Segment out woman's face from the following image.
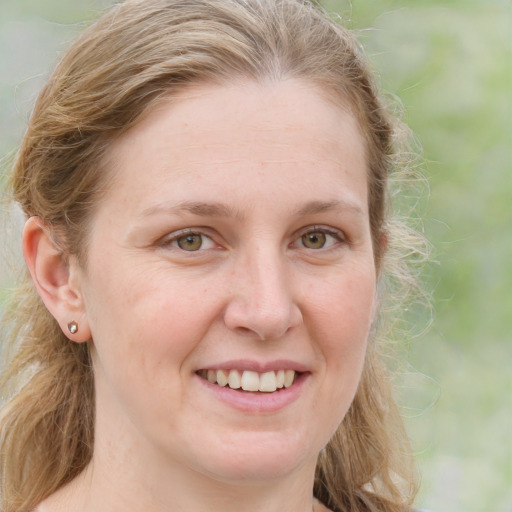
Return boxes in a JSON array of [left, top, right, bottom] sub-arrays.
[[76, 80, 376, 484]]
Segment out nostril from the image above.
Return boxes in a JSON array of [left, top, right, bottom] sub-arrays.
[[223, 289, 302, 341], [235, 326, 257, 337]]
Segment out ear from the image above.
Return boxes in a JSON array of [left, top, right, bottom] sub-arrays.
[[22, 216, 91, 342]]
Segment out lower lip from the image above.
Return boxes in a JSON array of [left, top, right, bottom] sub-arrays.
[[196, 373, 309, 413]]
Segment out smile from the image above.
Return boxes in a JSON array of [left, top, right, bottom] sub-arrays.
[[197, 369, 297, 393]]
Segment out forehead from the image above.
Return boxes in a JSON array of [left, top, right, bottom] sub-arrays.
[[112, 78, 363, 148], [101, 79, 368, 216]]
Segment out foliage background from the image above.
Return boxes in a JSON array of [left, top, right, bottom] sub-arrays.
[[0, 0, 511, 511]]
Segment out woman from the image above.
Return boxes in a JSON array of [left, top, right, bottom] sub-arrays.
[[0, 1, 424, 511]]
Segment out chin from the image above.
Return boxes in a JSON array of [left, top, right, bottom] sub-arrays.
[[190, 429, 319, 484]]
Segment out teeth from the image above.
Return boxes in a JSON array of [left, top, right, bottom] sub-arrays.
[[284, 369, 295, 388], [241, 370, 260, 391], [276, 369, 285, 388], [228, 369, 241, 389], [259, 371, 277, 392], [203, 369, 297, 392], [216, 369, 228, 387]]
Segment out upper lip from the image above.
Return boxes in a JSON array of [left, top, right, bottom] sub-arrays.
[[197, 359, 310, 373]]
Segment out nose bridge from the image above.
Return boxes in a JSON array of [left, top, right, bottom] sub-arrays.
[[249, 244, 288, 310], [224, 241, 302, 340]]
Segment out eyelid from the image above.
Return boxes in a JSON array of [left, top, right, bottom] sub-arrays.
[[157, 228, 218, 251], [293, 225, 347, 249]]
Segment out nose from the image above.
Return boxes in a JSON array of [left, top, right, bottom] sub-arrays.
[[223, 248, 303, 340]]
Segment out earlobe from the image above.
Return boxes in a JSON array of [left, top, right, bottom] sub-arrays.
[[22, 217, 91, 342]]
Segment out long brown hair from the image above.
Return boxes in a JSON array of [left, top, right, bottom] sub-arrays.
[[0, 1, 426, 510]]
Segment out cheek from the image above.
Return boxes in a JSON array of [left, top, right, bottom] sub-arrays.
[[83, 260, 224, 385], [308, 263, 376, 348], [306, 263, 375, 402], [305, 270, 375, 440]]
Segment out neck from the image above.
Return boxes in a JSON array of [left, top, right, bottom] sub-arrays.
[[38, 432, 320, 512], [39, 465, 319, 512]]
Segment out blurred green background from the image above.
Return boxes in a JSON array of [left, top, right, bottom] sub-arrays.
[[0, 0, 511, 511]]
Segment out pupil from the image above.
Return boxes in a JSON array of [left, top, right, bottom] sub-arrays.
[[178, 234, 202, 251], [303, 232, 326, 249]]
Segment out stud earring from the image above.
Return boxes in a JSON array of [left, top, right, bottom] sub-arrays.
[[67, 321, 78, 335]]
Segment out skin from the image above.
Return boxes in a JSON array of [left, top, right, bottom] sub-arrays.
[[25, 79, 376, 512]]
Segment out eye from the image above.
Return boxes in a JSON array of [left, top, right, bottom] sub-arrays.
[[296, 228, 344, 250], [301, 231, 327, 249], [164, 231, 217, 251]]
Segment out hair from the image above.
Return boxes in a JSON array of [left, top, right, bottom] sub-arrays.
[[0, 1, 426, 511]]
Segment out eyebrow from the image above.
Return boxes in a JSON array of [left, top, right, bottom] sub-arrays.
[[140, 201, 241, 219], [296, 199, 365, 217], [140, 198, 365, 219]]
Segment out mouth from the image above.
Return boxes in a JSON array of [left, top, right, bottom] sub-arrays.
[[196, 369, 299, 393]]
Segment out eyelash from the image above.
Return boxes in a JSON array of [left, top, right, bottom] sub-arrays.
[[294, 226, 346, 250], [158, 228, 217, 252], [157, 226, 347, 253]]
